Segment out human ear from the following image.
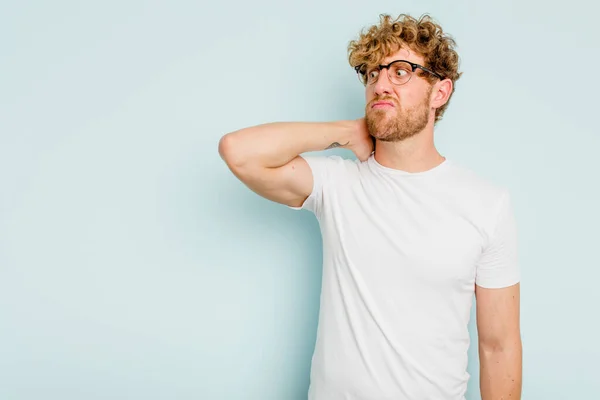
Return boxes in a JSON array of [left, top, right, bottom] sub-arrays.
[[431, 79, 453, 109]]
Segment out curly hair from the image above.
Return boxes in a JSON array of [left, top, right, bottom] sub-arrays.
[[348, 14, 462, 123]]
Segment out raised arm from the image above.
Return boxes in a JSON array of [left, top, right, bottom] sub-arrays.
[[218, 120, 373, 207]]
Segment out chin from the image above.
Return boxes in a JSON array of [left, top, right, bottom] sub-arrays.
[[367, 112, 395, 135], [368, 119, 395, 138]]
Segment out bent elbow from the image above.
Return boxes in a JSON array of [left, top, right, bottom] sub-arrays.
[[218, 134, 245, 169], [218, 134, 233, 161]]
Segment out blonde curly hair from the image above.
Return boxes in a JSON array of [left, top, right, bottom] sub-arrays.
[[348, 13, 462, 123]]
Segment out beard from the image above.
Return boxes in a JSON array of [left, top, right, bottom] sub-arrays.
[[365, 87, 433, 143]]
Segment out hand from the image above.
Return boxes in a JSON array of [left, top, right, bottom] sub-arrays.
[[347, 118, 374, 162]]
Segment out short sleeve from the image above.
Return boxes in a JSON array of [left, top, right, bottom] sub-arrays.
[[475, 191, 521, 288], [287, 154, 345, 219]]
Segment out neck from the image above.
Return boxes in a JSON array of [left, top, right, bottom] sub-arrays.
[[373, 123, 445, 173]]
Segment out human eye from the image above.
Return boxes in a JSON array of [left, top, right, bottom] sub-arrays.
[[360, 68, 379, 82], [393, 64, 410, 77], [368, 69, 380, 81]]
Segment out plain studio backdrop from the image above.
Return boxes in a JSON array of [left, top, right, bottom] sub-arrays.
[[1, 0, 598, 399]]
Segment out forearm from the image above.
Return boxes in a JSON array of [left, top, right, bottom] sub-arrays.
[[479, 340, 522, 400], [218, 121, 355, 169]]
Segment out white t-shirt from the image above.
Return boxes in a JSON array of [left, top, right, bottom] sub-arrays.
[[289, 154, 520, 400]]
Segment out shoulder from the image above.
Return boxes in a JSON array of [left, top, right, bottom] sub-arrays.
[[444, 160, 511, 204], [442, 160, 515, 235]]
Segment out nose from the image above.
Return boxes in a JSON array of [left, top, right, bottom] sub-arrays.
[[373, 68, 393, 97]]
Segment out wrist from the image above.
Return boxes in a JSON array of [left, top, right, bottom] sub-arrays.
[[329, 120, 357, 149]]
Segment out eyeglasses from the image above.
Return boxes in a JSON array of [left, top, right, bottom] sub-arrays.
[[355, 59, 443, 86]]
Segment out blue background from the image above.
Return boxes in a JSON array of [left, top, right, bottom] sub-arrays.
[[1, 0, 598, 398]]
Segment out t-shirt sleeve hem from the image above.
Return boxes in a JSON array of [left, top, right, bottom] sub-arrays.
[[475, 274, 521, 289], [285, 154, 323, 214]]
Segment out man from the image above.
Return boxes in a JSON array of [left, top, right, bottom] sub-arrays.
[[218, 13, 522, 400]]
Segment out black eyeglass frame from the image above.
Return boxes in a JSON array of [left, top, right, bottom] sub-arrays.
[[354, 59, 443, 85]]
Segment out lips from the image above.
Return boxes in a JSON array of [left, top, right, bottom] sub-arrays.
[[372, 101, 395, 108]]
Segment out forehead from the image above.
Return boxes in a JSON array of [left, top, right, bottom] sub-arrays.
[[381, 46, 425, 66]]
